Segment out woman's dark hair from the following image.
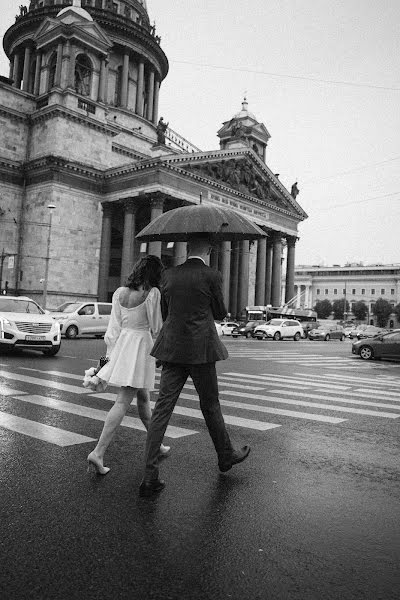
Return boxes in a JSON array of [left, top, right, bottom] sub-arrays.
[[125, 255, 164, 290]]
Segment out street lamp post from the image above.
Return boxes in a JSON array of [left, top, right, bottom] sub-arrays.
[[42, 204, 56, 309]]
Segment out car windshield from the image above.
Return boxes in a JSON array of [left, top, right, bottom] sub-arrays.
[[62, 303, 82, 313], [53, 302, 74, 312], [246, 321, 256, 326], [269, 319, 283, 326], [0, 298, 44, 314]]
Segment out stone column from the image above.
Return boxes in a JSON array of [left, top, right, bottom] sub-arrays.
[[271, 233, 282, 307], [296, 285, 301, 308], [54, 42, 63, 87], [285, 236, 296, 303], [98, 57, 107, 103], [210, 245, 219, 269], [121, 51, 129, 108], [237, 240, 250, 318], [146, 69, 155, 122], [33, 52, 42, 95], [153, 77, 160, 125], [229, 241, 240, 318], [220, 241, 231, 309], [12, 51, 21, 88], [255, 237, 267, 305], [120, 201, 137, 285], [172, 242, 187, 266], [22, 46, 32, 92], [265, 239, 273, 305], [9, 56, 14, 80], [148, 197, 164, 257], [68, 46, 76, 88], [60, 41, 71, 89], [136, 61, 145, 116], [97, 204, 113, 301]]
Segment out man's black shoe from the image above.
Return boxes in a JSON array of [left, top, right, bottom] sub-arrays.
[[139, 478, 166, 498], [219, 445, 251, 473]]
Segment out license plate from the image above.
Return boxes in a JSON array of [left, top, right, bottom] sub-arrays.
[[26, 335, 46, 341]]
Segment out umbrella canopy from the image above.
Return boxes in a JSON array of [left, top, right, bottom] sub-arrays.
[[136, 204, 267, 242]]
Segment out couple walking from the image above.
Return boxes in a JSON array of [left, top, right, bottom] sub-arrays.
[[86, 234, 250, 498]]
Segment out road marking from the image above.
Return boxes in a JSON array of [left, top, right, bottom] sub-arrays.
[[222, 390, 399, 419], [268, 389, 400, 410], [354, 388, 400, 398], [0, 385, 27, 396], [223, 372, 350, 391], [0, 410, 95, 446], [0, 370, 89, 395], [177, 391, 345, 424], [13, 394, 196, 439]]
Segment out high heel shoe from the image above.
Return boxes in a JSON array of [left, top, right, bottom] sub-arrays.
[[87, 451, 110, 475], [159, 444, 171, 458]]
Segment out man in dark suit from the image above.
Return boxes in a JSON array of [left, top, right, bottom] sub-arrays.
[[139, 234, 250, 497]]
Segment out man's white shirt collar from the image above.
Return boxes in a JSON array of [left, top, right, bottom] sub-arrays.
[[187, 256, 206, 265]]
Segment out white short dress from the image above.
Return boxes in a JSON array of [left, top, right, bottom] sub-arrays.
[[96, 286, 162, 390]]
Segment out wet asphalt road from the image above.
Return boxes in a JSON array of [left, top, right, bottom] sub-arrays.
[[0, 336, 399, 600]]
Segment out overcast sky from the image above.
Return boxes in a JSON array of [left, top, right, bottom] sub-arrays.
[[1, 0, 399, 267]]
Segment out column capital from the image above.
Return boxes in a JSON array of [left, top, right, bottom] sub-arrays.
[[101, 202, 114, 217], [149, 196, 165, 211], [286, 235, 298, 247], [121, 199, 138, 213]]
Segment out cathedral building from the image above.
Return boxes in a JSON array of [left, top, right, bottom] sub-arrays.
[[0, 0, 307, 317]]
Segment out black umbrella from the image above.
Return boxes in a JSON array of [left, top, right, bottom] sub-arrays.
[[136, 204, 267, 242]]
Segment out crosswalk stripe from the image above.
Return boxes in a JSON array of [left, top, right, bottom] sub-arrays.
[[0, 369, 89, 395], [223, 390, 399, 419], [295, 372, 400, 388], [0, 410, 95, 446], [267, 389, 400, 410], [177, 392, 345, 424], [0, 385, 27, 396], [223, 372, 350, 391], [14, 394, 196, 439], [354, 388, 400, 398]]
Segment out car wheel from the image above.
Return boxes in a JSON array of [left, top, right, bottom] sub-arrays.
[[294, 332, 301, 341], [246, 332, 252, 339], [359, 346, 374, 360], [94, 334, 103, 339], [273, 331, 281, 341], [340, 335, 345, 341], [42, 344, 61, 356], [325, 334, 330, 341], [232, 335, 238, 339], [65, 325, 78, 339]]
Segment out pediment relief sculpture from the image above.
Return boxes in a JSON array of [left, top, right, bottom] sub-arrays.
[[182, 159, 290, 209]]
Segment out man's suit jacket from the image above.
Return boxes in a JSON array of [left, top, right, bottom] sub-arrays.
[[151, 258, 229, 364]]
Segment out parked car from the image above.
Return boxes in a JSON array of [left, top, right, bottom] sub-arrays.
[[356, 325, 388, 340], [348, 324, 367, 339], [0, 296, 61, 355], [343, 326, 356, 338], [352, 329, 400, 360], [51, 301, 112, 339], [231, 320, 265, 339], [308, 324, 345, 341], [253, 319, 303, 341], [48, 302, 75, 312], [220, 321, 239, 336], [214, 322, 223, 336], [301, 320, 319, 338]]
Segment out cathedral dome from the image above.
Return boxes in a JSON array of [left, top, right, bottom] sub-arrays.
[[233, 98, 257, 121], [57, 0, 93, 22]]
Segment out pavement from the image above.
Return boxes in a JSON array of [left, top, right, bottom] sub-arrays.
[[0, 337, 399, 600]]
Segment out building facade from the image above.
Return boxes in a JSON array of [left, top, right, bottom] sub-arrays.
[[294, 264, 400, 326], [0, 0, 307, 316]]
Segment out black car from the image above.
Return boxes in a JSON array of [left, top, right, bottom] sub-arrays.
[[352, 329, 400, 360], [231, 320, 265, 339]]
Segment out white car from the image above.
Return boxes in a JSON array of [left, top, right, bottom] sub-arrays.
[[0, 296, 61, 355], [215, 322, 223, 337], [221, 321, 239, 336], [253, 318, 303, 341], [51, 301, 112, 339]]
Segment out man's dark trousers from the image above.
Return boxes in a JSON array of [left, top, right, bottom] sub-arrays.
[[144, 361, 233, 481]]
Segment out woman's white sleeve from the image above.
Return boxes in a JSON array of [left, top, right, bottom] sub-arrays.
[[104, 288, 122, 356], [146, 287, 163, 337]]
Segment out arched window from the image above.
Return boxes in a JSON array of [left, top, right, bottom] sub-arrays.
[[47, 52, 57, 90], [74, 54, 92, 96]]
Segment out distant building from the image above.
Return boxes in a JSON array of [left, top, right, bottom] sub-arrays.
[[0, 0, 307, 314], [293, 263, 400, 326]]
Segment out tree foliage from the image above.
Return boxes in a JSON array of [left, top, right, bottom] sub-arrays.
[[352, 300, 368, 321], [314, 299, 332, 319], [332, 298, 350, 320], [372, 298, 393, 327], [393, 303, 400, 323]]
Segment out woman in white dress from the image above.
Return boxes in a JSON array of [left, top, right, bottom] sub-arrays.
[[86, 255, 170, 475]]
